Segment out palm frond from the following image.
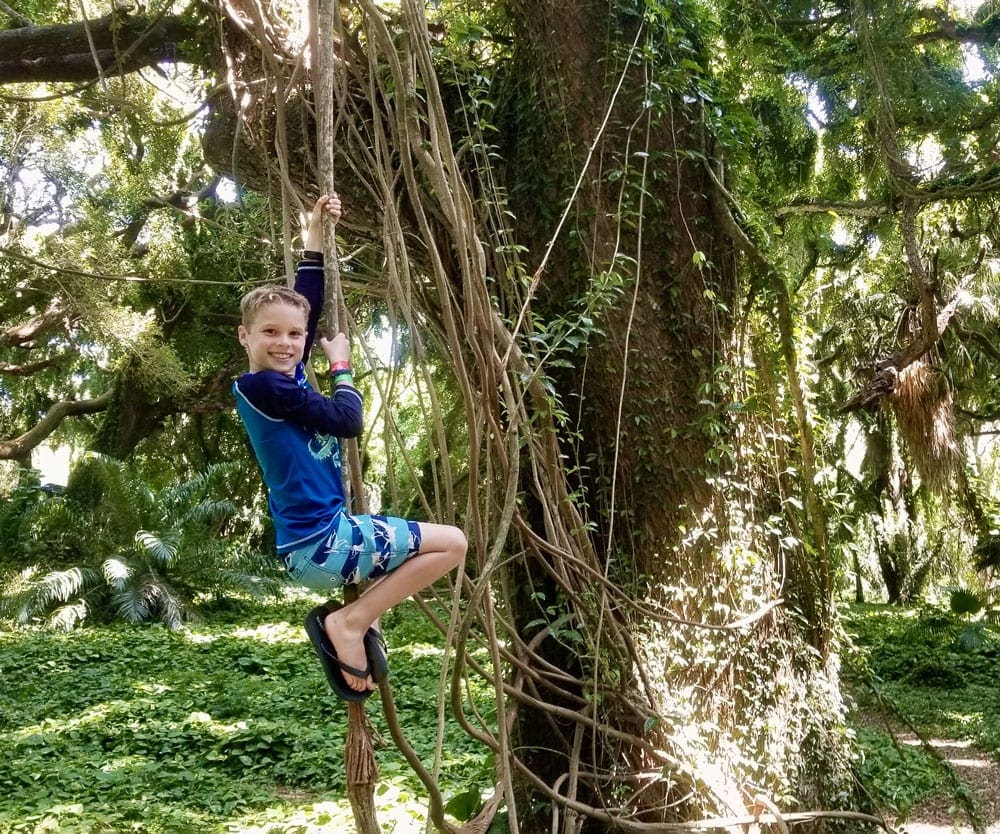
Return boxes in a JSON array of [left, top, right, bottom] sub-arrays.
[[164, 462, 238, 511], [949, 587, 984, 617], [50, 601, 90, 630], [13, 566, 100, 624], [154, 586, 185, 631], [111, 581, 151, 623], [102, 557, 132, 590], [214, 568, 287, 600], [191, 497, 237, 522], [135, 531, 180, 567], [974, 535, 1000, 572]]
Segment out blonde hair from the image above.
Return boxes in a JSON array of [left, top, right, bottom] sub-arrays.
[[239, 285, 311, 326]]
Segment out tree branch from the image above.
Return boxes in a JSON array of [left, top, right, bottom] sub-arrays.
[[0, 0, 32, 29], [839, 279, 973, 413], [0, 357, 61, 376], [1, 299, 69, 347], [913, 8, 1000, 47], [774, 198, 892, 219], [0, 389, 113, 460], [0, 12, 200, 84]]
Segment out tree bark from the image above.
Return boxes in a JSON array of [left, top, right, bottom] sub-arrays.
[[496, 2, 743, 825], [499, 1, 731, 576]]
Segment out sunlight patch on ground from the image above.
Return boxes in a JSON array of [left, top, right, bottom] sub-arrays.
[[896, 733, 1000, 834], [180, 622, 302, 645], [900, 737, 971, 749], [228, 785, 439, 833], [230, 623, 303, 643]]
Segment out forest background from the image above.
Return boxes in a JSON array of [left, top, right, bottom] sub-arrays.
[[1, 0, 999, 833]]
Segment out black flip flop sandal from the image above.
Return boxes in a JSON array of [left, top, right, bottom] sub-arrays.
[[304, 605, 373, 702]]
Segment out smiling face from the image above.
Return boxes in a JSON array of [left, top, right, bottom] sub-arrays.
[[238, 301, 309, 376]]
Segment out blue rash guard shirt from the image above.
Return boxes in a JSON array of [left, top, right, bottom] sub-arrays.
[[233, 253, 363, 553]]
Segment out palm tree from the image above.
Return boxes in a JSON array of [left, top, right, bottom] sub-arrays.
[[0, 457, 281, 628]]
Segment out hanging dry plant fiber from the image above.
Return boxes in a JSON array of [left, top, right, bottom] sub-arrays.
[[888, 359, 960, 493]]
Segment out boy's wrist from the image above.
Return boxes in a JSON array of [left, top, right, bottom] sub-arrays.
[[329, 359, 352, 374]]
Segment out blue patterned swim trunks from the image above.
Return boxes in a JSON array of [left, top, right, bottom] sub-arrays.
[[283, 513, 422, 591]]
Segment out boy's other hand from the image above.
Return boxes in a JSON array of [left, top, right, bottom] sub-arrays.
[[320, 333, 350, 364], [304, 193, 342, 251]]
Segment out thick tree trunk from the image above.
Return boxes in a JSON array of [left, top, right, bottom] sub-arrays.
[[496, 3, 739, 827], [500, 2, 733, 580]]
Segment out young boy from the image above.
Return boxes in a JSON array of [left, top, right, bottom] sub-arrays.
[[233, 194, 466, 701]]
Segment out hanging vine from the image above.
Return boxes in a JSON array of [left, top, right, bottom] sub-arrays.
[[206, 0, 873, 831]]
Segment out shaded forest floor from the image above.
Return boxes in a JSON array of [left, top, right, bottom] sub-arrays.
[[845, 604, 1000, 834], [902, 736, 1000, 834]]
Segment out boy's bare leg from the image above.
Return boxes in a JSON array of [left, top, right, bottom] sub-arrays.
[[323, 523, 466, 692]]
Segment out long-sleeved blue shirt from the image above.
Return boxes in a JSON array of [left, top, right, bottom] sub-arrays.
[[233, 254, 363, 553]]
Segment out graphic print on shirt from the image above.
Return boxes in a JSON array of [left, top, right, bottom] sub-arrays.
[[308, 431, 341, 465]]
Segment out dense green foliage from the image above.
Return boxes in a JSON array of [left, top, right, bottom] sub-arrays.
[[6, 601, 1000, 831], [0, 598, 494, 833], [0, 458, 275, 628], [2, 0, 1000, 829]]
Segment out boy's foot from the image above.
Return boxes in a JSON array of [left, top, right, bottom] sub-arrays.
[[323, 604, 374, 693], [303, 606, 372, 703]]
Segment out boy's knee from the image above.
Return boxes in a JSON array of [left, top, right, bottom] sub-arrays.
[[448, 526, 468, 564]]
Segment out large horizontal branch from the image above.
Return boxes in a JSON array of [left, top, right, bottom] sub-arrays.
[[1, 299, 69, 347], [0, 389, 113, 460], [776, 167, 1000, 221], [0, 12, 200, 84], [0, 357, 61, 376], [774, 199, 892, 219], [914, 9, 1000, 47]]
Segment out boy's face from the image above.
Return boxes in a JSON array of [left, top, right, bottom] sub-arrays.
[[238, 302, 308, 376]]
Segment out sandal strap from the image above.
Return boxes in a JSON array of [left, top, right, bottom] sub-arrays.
[[323, 645, 369, 679]]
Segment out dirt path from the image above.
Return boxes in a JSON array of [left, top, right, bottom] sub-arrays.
[[896, 734, 1000, 834]]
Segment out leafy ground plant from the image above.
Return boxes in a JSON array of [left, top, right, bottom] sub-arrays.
[[0, 595, 494, 833]]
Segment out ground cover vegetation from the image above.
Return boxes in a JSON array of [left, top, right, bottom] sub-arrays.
[[0, 598, 496, 833], [2, 599, 998, 832], [1, 0, 1000, 831]]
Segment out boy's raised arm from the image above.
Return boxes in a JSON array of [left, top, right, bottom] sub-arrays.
[[303, 193, 342, 252]]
